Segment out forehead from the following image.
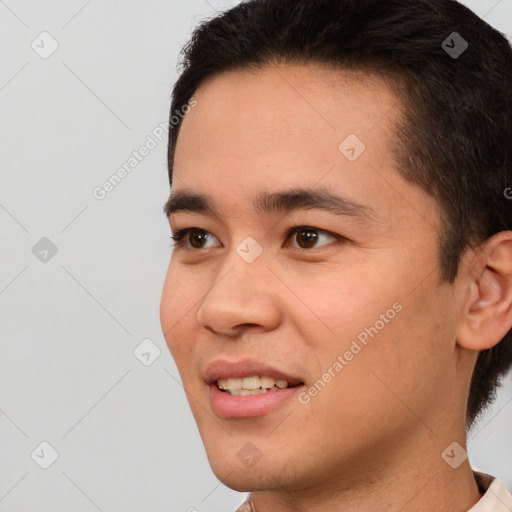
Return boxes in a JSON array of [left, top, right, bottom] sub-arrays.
[[180, 63, 398, 145], [171, 63, 437, 231], [174, 63, 399, 177]]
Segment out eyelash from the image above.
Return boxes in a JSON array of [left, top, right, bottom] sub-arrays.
[[169, 226, 346, 251]]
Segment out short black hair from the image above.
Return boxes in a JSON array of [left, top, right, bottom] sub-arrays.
[[165, 0, 512, 427]]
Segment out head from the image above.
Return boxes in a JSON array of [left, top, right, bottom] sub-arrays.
[[160, 0, 512, 492]]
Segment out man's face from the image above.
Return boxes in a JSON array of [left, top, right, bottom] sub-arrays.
[[160, 64, 468, 491]]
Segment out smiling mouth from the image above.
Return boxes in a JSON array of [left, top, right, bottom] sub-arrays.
[[216, 375, 303, 395]]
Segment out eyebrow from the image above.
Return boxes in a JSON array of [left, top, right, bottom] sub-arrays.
[[163, 187, 378, 223]]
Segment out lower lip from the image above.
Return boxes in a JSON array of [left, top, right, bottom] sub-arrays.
[[209, 384, 303, 418]]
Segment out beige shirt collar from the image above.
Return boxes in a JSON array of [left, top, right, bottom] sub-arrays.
[[469, 472, 512, 511]]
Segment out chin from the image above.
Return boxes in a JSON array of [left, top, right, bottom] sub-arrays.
[[205, 441, 303, 493], [203, 439, 266, 484], [210, 461, 276, 492]]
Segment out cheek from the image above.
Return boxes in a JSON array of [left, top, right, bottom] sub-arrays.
[[287, 265, 400, 350], [318, 283, 454, 425], [294, 259, 451, 415], [160, 263, 199, 361]]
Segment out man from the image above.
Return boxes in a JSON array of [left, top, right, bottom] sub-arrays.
[[160, 0, 512, 510]]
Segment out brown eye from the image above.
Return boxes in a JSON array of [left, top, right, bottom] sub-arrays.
[[170, 228, 220, 250], [288, 227, 339, 249], [188, 230, 211, 249], [295, 229, 319, 248]]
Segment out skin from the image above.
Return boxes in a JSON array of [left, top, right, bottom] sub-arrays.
[[160, 63, 512, 512]]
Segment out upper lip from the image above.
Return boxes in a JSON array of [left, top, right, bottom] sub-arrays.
[[204, 359, 304, 387]]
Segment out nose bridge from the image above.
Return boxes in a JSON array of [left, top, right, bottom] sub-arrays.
[[210, 234, 270, 299], [196, 242, 280, 334]]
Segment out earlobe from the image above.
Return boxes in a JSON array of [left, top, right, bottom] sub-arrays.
[[457, 231, 512, 351]]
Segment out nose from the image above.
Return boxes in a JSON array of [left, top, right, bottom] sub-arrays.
[[196, 253, 282, 337]]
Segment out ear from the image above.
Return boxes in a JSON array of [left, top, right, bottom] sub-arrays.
[[457, 231, 512, 351]]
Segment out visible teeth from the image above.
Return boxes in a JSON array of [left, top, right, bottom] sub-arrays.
[[216, 375, 292, 393], [260, 375, 275, 388], [242, 376, 260, 390], [227, 386, 276, 395], [217, 378, 228, 390], [226, 377, 242, 390]]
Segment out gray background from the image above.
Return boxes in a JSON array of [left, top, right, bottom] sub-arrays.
[[0, 1, 511, 511]]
